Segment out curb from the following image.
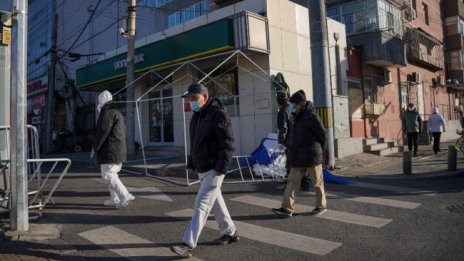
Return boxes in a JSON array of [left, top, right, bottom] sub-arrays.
[[348, 169, 464, 181]]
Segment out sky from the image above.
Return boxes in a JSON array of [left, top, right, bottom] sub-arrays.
[[0, 1, 13, 12]]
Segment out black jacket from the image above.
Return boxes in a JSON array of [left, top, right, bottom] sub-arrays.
[[288, 101, 326, 167], [93, 103, 127, 165], [186, 98, 234, 174], [277, 103, 293, 146]]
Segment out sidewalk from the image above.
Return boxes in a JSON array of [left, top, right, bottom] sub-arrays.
[[334, 140, 464, 178]]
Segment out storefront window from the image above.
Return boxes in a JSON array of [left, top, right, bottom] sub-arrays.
[[149, 88, 173, 143]]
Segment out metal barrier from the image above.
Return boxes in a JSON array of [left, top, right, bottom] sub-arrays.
[[0, 125, 71, 215], [225, 155, 286, 184]]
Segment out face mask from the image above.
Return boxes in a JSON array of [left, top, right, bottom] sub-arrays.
[[190, 101, 202, 112], [408, 107, 413, 111], [289, 103, 296, 113]]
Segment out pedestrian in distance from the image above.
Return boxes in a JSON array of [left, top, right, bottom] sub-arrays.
[[402, 103, 423, 157], [91, 90, 135, 209], [273, 74, 311, 191], [427, 107, 446, 154], [171, 83, 239, 258], [272, 90, 328, 217]]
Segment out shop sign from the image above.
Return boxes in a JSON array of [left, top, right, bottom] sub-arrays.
[[28, 80, 47, 92], [113, 53, 145, 70], [31, 93, 46, 108]]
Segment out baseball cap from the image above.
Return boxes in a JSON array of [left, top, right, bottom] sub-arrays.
[[181, 83, 208, 98]]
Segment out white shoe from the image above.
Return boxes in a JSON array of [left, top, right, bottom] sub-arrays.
[[117, 194, 135, 209], [103, 199, 119, 207]]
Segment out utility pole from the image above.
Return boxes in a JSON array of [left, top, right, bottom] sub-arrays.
[[308, 0, 336, 169], [45, 0, 57, 154], [126, 0, 136, 160], [0, 11, 12, 199], [10, 0, 29, 232]]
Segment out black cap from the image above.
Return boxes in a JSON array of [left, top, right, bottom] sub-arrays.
[[289, 90, 306, 105], [181, 83, 208, 98]]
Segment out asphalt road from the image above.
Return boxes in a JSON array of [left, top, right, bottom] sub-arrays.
[[37, 164, 464, 261]]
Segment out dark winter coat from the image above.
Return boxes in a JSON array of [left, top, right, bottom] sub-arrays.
[[93, 103, 127, 165], [402, 109, 422, 133], [287, 101, 326, 167], [186, 98, 234, 174], [277, 103, 293, 146]]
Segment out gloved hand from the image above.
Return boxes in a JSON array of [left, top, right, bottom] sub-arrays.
[[90, 149, 95, 159]]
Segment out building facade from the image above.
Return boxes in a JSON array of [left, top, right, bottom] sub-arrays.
[[444, 0, 464, 85], [324, 0, 459, 146], [26, 0, 167, 152], [75, 0, 349, 156]]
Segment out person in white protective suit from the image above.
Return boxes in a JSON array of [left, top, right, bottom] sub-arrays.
[[91, 90, 135, 208]]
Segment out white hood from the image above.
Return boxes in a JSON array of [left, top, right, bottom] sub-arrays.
[[97, 90, 113, 114]]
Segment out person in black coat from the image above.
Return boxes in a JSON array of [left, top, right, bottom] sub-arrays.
[[91, 90, 134, 209], [273, 90, 327, 216], [276, 91, 310, 191], [171, 83, 238, 258]]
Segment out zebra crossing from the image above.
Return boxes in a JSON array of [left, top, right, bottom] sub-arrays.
[[76, 181, 435, 259]]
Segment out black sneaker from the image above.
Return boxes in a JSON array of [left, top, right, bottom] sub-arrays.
[[213, 232, 239, 245], [170, 244, 192, 258], [272, 207, 292, 217], [310, 207, 327, 216]]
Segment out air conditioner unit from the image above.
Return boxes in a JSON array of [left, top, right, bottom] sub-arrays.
[[382, 70, 392, 83], [411, 72, 421, 83], [437, 75, 445, 85], [405, 8, 416, 21]]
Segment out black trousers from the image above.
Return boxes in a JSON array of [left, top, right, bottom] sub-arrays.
[[432, 132, 441, 153], [407, 132, 419, 154]]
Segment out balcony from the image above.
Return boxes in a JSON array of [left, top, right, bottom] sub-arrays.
[[404, 28, 444, 71], [349, 31, 406, 67], [326, 0, 411, 9]]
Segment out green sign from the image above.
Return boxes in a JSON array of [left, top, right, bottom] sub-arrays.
[[77, 18, 234, 88]]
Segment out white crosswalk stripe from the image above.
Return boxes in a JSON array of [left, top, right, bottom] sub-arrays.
[[91, 178, 173, 202], [166, 208, 342, 256], [78, 226, 203, 260], [304, 191, 421, 209], [349, 182, 436, 196], [231, 195, 392, 228]]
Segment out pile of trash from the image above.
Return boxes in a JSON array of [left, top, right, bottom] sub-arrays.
[[246, 133, 353, 185], [248, 133, 286, 178]]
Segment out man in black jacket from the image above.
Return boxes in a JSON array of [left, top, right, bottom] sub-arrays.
[[272, 90, 327, 216], [92, 90, 134, 209], [276, 90, 310, 191], [171, 83, 238, 258]]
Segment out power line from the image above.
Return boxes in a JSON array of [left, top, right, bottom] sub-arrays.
[[61, 0, 103, 58], [71, 16, 126, 51]]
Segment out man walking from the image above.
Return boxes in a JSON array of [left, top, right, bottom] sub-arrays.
[[92, 90, 135, 209], [402, 103, 423, 157], [272, 90, 327, 217], [276, 89, 311, 191], [171, 83, 238, 258]]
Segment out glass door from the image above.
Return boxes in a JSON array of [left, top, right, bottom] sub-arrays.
[[149, 88, 173, 144]]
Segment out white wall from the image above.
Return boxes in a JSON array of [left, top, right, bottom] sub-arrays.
[[267, 0, 313, 101]]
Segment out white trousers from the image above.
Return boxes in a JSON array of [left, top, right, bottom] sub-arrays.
[[183, 169, 236, 248], [100, 163, 130, 202]]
